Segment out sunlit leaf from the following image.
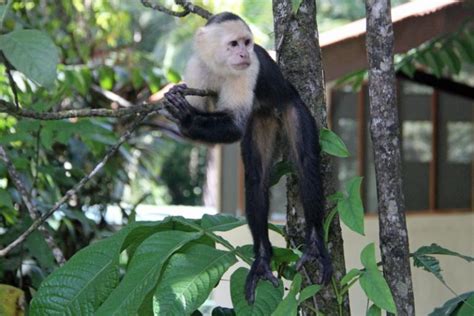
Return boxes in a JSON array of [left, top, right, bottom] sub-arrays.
[[201, 214, 246, 232], [95, 231, 202, 316], [153, 245, 236, 315], [0, 30, 59, 87]]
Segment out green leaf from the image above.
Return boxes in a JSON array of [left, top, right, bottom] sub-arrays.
[[299, 284, 322, 303], [455, 292, 474, 316], [268, 223, 285, 236], [201, 214, 246, 232], [320, 128, 350, 157], [413, 254, 443, 281], [0, 189, 13, 209], [231, 267, 283, 316], [412, 243, 474, 262], [95, 231, 202, 316], [26, 230, 56, 271], [453, 38, 474, 63], [270, 160, 294, 187], [337, 177, 364, 235], [359, 244, 396, 314], [360, 243, 378, 270], [0, 30, 59, 88], [428, 291, 474, 316], [423, 51, 444, 77], [367, 304, 381, 316], [153, 244, 237, 315], [323, 207, 338, 243], [359, 269, 396, 314], [272, 247, 299, 266], [340, 268, 362, 287], [441, 48, 461, 75], [30, 227, 132, 315], [412, 244, 474, 284], [271, 274, 301, 316]]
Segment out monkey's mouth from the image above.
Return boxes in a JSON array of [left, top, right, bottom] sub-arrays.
[[233, 62, 251, 70]]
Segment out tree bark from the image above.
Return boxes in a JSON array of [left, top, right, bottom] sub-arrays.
[[364, 1, 415, 315], [272, 1, 349, 315]]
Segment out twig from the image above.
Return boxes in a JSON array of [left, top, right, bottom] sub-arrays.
[[140, 0, 212, 20], [0, 146, 66, 264], [174, 0, 212, 20], [0, 88, 215, 120], [0, 109, 156, 257], [29, 125, 42, 195]]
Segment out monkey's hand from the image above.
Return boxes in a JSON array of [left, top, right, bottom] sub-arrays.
[[245, 256, 279, 304], [164, 84, 196, 125], [296, 236, 333, 285]]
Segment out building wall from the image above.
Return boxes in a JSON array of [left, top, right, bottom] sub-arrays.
[[211, 213, 474, 315]]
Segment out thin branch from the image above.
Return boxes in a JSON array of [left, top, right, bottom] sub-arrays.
[[140, 0, 212, 20], [0, 109, 156, 257], [0, 146, 66, 265], [140, 0, 190, 17], [174, 0, 212, 20], [0, 88, 215, 120]]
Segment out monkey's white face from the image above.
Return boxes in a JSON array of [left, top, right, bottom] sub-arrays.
[[225, 36, 253, 70], [196, 20, 254, 74]]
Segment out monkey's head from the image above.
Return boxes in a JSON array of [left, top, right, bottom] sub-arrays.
[[195, 12, 254, 74]]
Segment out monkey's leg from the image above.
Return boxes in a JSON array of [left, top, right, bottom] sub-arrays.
[[241, 114, 279, 304], [284, 101, 333, 285]]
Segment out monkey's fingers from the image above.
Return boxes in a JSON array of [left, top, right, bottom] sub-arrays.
[[263, 271, 279, 288], [164, 99, 185, 121], [296, 252, 332, 285], [244, 273, 258, 305], [169, 83, 188, 95]]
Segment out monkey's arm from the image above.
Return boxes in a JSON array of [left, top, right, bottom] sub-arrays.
[[165, 85, 244, 143]]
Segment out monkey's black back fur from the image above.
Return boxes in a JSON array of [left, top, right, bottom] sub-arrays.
[[254, 45, 295, 110]]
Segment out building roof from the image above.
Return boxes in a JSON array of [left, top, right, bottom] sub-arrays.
[[321, 0, 473, 81]]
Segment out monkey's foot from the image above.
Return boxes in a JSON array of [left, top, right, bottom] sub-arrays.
[[296, 240, 333, 285], [245, 257, 279, 304]]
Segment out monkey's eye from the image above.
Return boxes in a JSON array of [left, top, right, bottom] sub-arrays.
[[244, 39, 251, 46], [230, 40, 238, 47]]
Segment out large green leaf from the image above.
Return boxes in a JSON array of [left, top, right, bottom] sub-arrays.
[[29, 227, 132, 315], [337, 177, 365, 235], [95, 231, 202, 316], [201, 214, 246, 232], [429, 291, 474, 316], [0, 30, 59, 88], [319, 128, 350, 158], [359, 244, 396, 314], [153, 244, 237, 314], [230, 267, 283, 316]]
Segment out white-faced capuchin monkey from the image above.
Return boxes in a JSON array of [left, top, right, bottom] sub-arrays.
[[164, 12, 332, 304]]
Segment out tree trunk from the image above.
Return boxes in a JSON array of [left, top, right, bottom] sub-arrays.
[[364, 1, 415, 315], [272, 1, 349, 315]]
